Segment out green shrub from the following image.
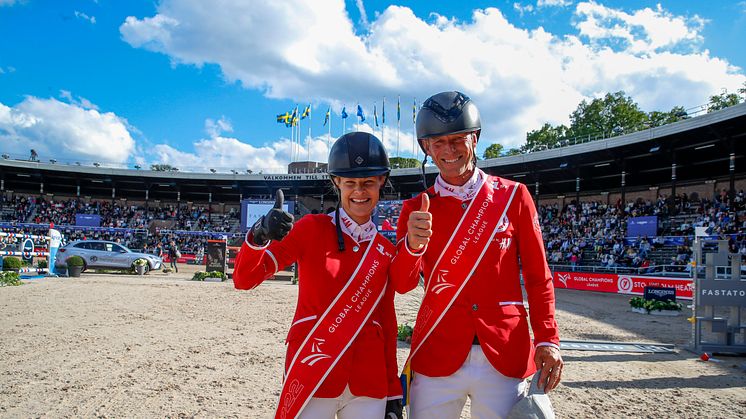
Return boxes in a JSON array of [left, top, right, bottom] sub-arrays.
[[66, 255, 85, 267], [398, 323, 413, 342], [191, 271, 227, 282], [2, 256, 22, 271], [37, 259, 48, 269], [630, 296, 682, 312], [0, 271, 22, 286]]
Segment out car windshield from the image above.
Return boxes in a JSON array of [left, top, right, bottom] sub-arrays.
[[105, 243, 128, 253]]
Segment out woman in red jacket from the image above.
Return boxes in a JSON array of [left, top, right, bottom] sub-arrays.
[[233, 132, 403, 419]]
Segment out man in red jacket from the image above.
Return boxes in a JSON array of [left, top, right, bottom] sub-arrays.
[[392, 91, 562, 418]]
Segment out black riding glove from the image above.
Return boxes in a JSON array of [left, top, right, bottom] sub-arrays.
[[385, 399, 403, 419], [252, 190, 293, 246]]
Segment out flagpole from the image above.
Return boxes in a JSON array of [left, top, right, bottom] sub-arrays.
[[307, 107, 311, 162], [382, 97, 386, 147], [328, 109, 331, 148], [413, 98, 417, 161], [396, 95, 400, 162]]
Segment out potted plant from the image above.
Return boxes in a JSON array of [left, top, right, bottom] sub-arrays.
[[629, 296, 683, 316], [66, 255, 85, 278], [2, 256, 22, 273], [132, 258, 148, 275], [0, 270, 22, 287], [37, 259, 48, 269]]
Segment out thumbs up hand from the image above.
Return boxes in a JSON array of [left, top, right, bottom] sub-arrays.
[[407, 193, 432, 251], [252, 190, 294, 245]]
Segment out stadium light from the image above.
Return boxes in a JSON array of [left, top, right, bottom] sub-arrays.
[[1, 154, 9, 159], [93, 162, 101, 167], [210, 169, 216, 173], [594, 162, 610, 168], [559, 162, 568, 168], [694, 144, 715, 150], [649, 145, 660, 153], [134, 165, 141, 170], [230, 170, 238, 174], [49, 159, 57, 164]]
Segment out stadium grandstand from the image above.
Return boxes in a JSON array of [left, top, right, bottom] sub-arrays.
[[1, 103, 745, 274]]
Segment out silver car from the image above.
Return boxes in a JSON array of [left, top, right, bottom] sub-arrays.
[[55, 240, 163, 273]]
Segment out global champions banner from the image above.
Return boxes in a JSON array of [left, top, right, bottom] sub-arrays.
[[553, 271, 693, 300]]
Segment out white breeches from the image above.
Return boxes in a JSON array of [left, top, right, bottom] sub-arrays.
[[298, 386, 386, 419]]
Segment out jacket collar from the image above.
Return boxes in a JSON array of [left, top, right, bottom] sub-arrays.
[[329, 207, 377, 243], [434, 168, 485, 201]]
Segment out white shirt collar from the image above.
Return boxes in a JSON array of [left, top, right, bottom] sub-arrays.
[[329, 208, 378, 243], [434, 168, 484, 201]]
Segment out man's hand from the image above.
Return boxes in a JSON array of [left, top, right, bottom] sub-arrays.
[[252, 190, 294, 245], [385, 399, 403, 419], [533, 346, 563, 392], [406, 194, 432, 251]]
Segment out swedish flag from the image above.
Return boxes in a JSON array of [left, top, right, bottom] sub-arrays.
[[413, 99, 417, 123], [323, 106, 330, 126], [341, 106, 348, 119], [301, 104, 311, 120], [276, 112, 290, 125], [373, 104, 378, 127]]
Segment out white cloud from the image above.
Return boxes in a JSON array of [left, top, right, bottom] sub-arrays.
[[0, 0, 21, 6], [74, 10, 96, 24], [204, 116, 233, 138], [355, 0, 369, 27], [513, 2, 534, 16], [574, 1, 705, 54], [59, 90, 99, 110], [120, 0, 744, 151], [537, 0, 572, 7], [0, 97, 135, 164]]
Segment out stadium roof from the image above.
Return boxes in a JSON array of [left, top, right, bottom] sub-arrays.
[[1, 103, 745, 203]]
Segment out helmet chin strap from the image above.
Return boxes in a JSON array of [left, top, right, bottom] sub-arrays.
[[334, 190, 346, 252], [420, 155, 429, 190]]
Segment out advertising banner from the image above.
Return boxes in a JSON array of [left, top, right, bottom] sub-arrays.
[[553, 271, 693, 300], [75, 214, 101, 227], [627, 216, 657, 238], [206, 240, 227, 273]]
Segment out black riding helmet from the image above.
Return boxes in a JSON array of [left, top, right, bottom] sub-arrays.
[[327, 131, 390, 251], [415, 91, 481, 156], [328, 131, 391, 178]]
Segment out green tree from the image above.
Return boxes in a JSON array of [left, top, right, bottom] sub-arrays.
[[504, 148, 522, 156], [150, 164, 179, 172], [389, 157, 421, 169], [568, 91, 647, 138], [482, 143, 504, 159], [708, 90, 742, 112], [647, 106, 688, 127], [523, 123, 567, 152]]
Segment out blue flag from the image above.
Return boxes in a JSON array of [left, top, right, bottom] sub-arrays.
[[397, 96, 401, 122], [373, 104, 378, 127], [341, 107, 348, 119], [356, 104, 365, 122], [382, 98, 386, 124], [323, 106, 330, 126]]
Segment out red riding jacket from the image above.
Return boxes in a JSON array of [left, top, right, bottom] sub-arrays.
[[392, 176, 560, 379], [233, 214, 402, 400]]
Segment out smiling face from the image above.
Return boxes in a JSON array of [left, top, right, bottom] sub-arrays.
[[424, 132, 477, 186], [333, 175, 386, 225]]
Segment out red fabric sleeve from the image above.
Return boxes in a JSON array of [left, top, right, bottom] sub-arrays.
[[390, 196, 424, 294], [515, 183, 560, 346], [232, 215, 311, 290], [381, 282, 404, 398]]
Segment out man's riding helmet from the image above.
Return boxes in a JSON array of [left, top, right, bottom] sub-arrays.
[[328, 131, 391, 178], [327, 131, 390, 251], [415, 91, 481, 155]]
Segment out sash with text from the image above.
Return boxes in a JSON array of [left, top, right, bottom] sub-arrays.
[[401, 179, 519, 406], [276, 234, 391, 419]]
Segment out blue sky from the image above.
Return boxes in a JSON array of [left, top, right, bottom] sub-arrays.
[[1, 0, 745, 173]]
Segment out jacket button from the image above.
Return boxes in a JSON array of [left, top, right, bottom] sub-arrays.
[[461, 202, 468, 209], [472, 304, 478, 311]]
